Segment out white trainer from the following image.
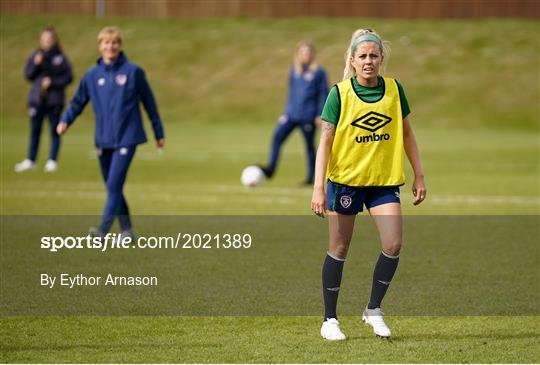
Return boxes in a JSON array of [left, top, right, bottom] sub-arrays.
[[320, 318, 347, 341], [120, 228, 136, 241], [44, 159, 58, 172], [362, 307, 391, 338], [14, 159, 36, 172], [88, 227, 105, 238]]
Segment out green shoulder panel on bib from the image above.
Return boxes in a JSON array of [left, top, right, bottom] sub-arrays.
[[320, 85, 340, 125], [396, 80, 411, 118]]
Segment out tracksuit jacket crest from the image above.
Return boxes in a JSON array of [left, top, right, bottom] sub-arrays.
[[61, 52, 164, 148]]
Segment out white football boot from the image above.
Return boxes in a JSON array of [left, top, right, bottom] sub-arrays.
[[362, 307, 391, 338], [14, 159, 36, 172], [320, 318, 347, 341], [44, 159, 58, 172]]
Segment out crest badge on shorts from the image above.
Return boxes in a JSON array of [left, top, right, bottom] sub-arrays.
[[340, 195, 352, 209], [98, 78, 105, 86], [115, 74, 127, 86]]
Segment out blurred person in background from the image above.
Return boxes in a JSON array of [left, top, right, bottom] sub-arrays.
[[259, 40, 328, 185], [15, 26, 73, 173], [312, 28, 426, 341], [57, 26, 165, 238]]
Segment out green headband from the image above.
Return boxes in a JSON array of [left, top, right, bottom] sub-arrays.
[[351, 34, 383, 54]]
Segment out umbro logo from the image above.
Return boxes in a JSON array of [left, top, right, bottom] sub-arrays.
[[351, 111, 392, 132], [377, 280, 390, 285]]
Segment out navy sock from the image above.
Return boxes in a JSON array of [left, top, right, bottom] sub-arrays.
[[322, 253, 345, 320], [368, 251, 400, 310]]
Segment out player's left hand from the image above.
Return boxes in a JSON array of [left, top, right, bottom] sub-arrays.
[[412, 175, 426, 205], [156, 138, 165, 148]]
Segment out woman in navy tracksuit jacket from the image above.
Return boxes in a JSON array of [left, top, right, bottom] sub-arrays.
[[15, 27, 73, 173], [58, 26, 165, 237], [261, 40, 328, 185]]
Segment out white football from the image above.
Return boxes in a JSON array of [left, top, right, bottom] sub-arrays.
[[241, 166, 265, 187]]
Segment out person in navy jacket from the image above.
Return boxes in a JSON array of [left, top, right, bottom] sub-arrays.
[[260, 40, 328, 185], [15, 27, 73, 173], [57, 26, 165, 238]]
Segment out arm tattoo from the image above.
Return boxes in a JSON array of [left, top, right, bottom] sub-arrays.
[[322, 122, 336, 136]]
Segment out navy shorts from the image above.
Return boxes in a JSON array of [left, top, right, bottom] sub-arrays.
[[326, 180, 401, 215]]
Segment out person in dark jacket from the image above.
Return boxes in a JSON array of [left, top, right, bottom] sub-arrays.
[[260, 40, 329, 185], [57, 26, 165, 238], [15, 26, 73, 173]]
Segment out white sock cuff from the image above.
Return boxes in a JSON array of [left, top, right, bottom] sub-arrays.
[[381, 250, 400, 259], [327, 251, 346, 262]]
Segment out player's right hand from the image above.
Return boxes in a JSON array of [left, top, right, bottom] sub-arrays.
[[311, 189, 327, 218], [56, 122, 68, 135]]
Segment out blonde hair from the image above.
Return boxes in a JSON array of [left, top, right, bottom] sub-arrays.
[[342, 28, 390, 81], [293, 40, 318, 76], [97, 26, 123, 44]]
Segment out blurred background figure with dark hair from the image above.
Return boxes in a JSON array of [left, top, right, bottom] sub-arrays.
[[15, 26, 73, 173]]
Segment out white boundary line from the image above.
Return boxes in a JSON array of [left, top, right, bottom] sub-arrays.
[[3, 187, 539, 206]]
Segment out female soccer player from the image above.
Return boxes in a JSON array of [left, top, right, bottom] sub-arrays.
[[15, 27, 73, 173], [260, 40, 328, 185], [57, 26, 165, 237], [311, 29, 426, 340]]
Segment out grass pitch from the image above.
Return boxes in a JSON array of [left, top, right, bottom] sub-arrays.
[[2, 317, 539, 363], [1, 15, 539, 363]]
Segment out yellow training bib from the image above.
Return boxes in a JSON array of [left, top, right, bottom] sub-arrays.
[[327, 77, 405, 187]]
